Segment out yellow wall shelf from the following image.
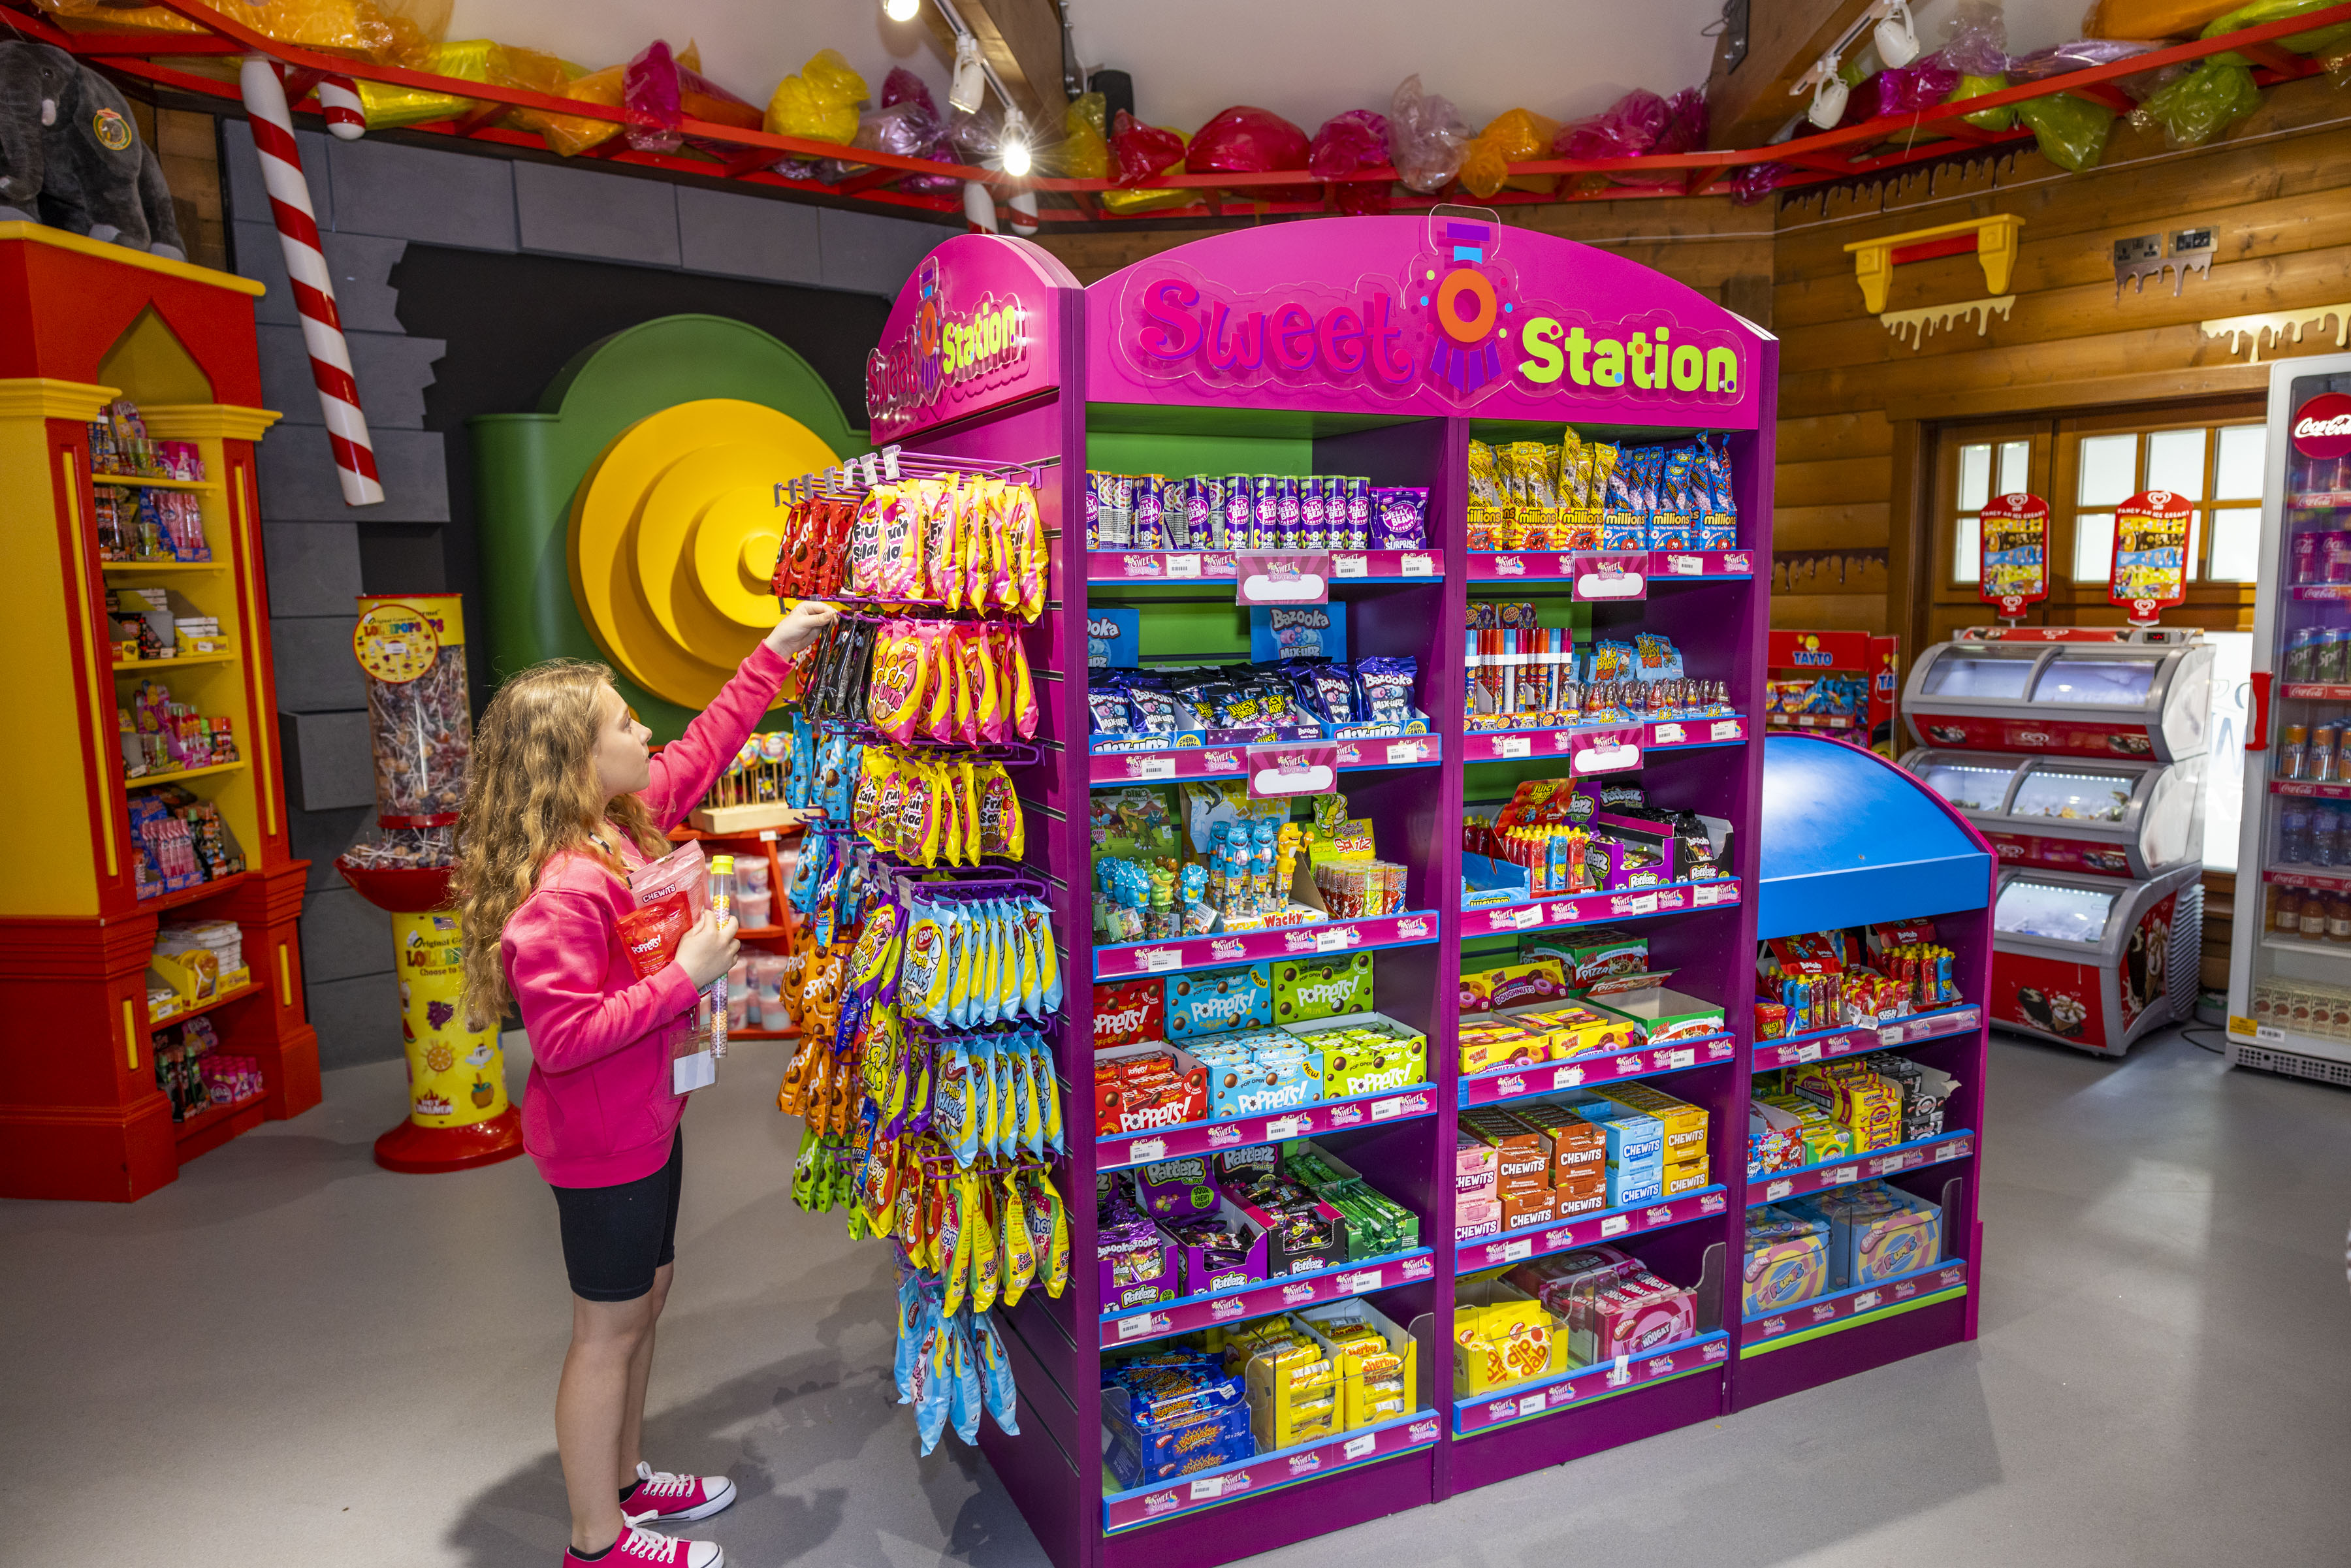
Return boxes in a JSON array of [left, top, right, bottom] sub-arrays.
[[125, 758, 248, 788], [92, 475, 221, 492], [112, 652, 240, 673]]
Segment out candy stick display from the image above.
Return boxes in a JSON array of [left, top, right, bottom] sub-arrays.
[[335, 595, 521, 1174], [317, 72, 367, 139], [237, 56, 384, 508]]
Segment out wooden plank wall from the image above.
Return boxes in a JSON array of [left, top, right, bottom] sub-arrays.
[[1769, 73, 2351, 647]]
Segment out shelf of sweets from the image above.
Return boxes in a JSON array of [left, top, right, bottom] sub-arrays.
[[1460, 714, 1746, 764], [2271, 779, 2351, 799], [1745, 1129, 1976, 1209], [1093, 910, 1440, 981], [134, 869, 248, 912], [112, 650, 238, 673], [1085, 549, 1442, 584], [123, 758, 245, 788], [145, 978, 261, 1031], [1099, 1407, 1443, 1533], [99, 558, 225, 573], [1452, 1330, 1731, 1435], [1095, 1083, 1439, 1171], [2263, 866, 2351, 892], [1100, 1246, 1438, 1350], [1750, 1004, 1982, 1072], [1458, 877, 1742, 940], [1455, 1186, 1731, 1275], [1765, 711, 1864, 732], [1740, 1260, 1970, 1351], [1089, 734, 1441, 786], [168, 1089, 267, 1149], [89, 473, 217, 491], [1463, 548, 1754, 590], [1458, 1032, 1737, 1109]]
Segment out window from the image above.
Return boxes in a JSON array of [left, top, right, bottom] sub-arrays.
[[2058, 419, 2266, 586], [1951, 437, 2032, 583]]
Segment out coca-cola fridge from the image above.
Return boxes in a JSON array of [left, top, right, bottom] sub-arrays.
[[2227, 352, 2351, 1087], [1902, 628, 2215, 765], [1902, 748, 2205, 882]]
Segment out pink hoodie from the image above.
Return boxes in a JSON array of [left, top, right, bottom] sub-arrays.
[[505, 644, 790, 1189]]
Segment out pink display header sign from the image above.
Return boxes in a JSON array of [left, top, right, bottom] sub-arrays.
[[865, 232, 1078, 442], [1085, 214, 1765, 427]]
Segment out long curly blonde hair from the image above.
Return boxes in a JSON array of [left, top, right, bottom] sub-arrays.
[[453, 660, 666, 1030]]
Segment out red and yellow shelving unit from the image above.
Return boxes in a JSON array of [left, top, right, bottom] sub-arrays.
[[0, 224, 317, 1201]]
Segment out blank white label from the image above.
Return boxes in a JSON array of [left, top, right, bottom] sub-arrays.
[[1600, 1213, 1630, 1236], [1766, 1179, 1792, 1201], [1340, 1270, 1381, 1294], [1516, 1394, 1544, 1418], [671, 1051, 716, 1095], [1386, 741, 1426, 764], [1623, 893, 1659, 915], [1189, 1476, 1227, 1499], [1664, 1048, 1695, 1069]]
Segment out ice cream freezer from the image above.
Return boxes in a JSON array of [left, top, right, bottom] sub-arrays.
[[1902, 629, 2215, 765], [1988, 865, 2203, 1056], [1900, 748, 2205, 882]]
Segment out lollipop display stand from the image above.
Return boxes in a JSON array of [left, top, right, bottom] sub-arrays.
[[336, 594, 524, 1174]]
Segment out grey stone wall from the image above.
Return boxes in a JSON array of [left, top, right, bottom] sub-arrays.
[[219, 124, 941, 1067]]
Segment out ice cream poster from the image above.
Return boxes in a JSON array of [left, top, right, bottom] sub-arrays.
[[2109, 490, 2190, 620]]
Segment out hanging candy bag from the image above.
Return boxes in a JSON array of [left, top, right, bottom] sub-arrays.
[[974, 1309, 1021, 1434]]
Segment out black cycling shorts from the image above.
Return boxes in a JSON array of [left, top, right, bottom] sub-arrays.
[[550, 1132, 683, 1302]]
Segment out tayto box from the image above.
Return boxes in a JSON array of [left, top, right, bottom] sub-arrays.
[[1093, 978, 1165, 1050], [1273, 952, 1375, 1025], [1524, 926, 1649, 987], [1283, 1010, 1428, 1096], [1166, 963, 1275, 1040], [1455, 1195, 1503, 1241], [1584, 970, 1726, 1046], [1095, 1040, 1208, 1134], [1744, 1205, 1829, 1316]]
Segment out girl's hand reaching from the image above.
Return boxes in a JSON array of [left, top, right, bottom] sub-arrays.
[[766, 598, 840, 658], [675, 908, 741, 989]]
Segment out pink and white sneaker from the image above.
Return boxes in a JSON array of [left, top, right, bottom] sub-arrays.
[[622, 1461, 737, 1526], [562, 1523, 722, 1567]]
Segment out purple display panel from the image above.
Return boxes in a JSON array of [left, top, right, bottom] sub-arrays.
[[1733, 1292, 1972, 1409], [1083, 216, 1767, 432], [1448, 1364, 1727, 1491], [1098, 1442, 1437, 1568], [1458, 715, 1748, 763], [867, 233, 1075, 443], [1086, 549, 1442, 583]]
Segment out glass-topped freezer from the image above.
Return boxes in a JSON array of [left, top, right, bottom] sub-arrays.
[[1991, 864, 2203, 1057], [1902, 748, 2204, 880], [2228, 353, 2351, 1079], [1903, 630, 2214, 765]]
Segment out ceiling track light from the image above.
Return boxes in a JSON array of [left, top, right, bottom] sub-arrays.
[[1790, 1, 1917, 103], [882, 0, 921, 22], [1000, 106, 1032, 177], [1875, 1, 1920, 69], [1807, 61, 1849, 129], [948, 33, 986, 115]]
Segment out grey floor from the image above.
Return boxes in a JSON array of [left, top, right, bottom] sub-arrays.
[[8, 1022, 2348, 1567]]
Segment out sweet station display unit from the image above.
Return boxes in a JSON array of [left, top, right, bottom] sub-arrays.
[[0, 225, 318, 1201], [837, 217, 1962, 1568]]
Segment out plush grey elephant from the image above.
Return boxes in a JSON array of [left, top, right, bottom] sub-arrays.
[[0, 40, 184, 261]]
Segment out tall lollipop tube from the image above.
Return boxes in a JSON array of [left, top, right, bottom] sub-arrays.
[[238, 56, 384, 507]]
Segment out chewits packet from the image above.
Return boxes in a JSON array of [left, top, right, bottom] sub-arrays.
[[616, 839, 712, 981]]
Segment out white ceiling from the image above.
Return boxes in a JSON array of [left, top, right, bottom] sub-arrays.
[[445, 0, 2109, 144]]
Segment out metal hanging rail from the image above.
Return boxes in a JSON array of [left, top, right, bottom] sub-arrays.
[[12, 0, 2351, 225]]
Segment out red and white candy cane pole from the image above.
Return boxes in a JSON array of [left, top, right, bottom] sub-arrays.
[[238, 56, 384, 507], [317, 74, 366, 140]]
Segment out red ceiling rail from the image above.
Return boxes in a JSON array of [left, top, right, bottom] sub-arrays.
[[13, 0, 2350, 227]]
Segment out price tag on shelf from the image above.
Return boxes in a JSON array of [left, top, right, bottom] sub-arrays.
[[1402, 552, 1436, 577], [1622, 893, 1659, 916], [1140, 949, 1183, 973], [1599, 1213, 1630, 1237], [1498, 1238, 1533, 1263], [1339, 1269, 1383, 1295], [1829, 1165, 1859, 1187], [1332, 553, 1368, 579], [1935, 1141, 1966, 1162], [1712, 718, 1744, 741], [1189, 1475, 1230, 1500], [1369, 1095, 1416, 1122], [1386, 739, 1430, 765], [1693, 883, 1731, 906], [1127, 1137, 1166, 1163], [1115, 1313, 1160, 1341], [1166, 554, 1202, 579], [1663, 1048, 1696, 1070], [1315, 925, 1352, 953], [1652, 722, 1687, 745], [758, 829, 779, 842], [1497, 735, 1532, 759], [1267, 1114, 1308, 1139], [1552, 1064, 1585, 1089], [1765, 1179, 1793, 1202], [1516, 1394, 1544, 1418], [1343, 1435, 1375, 1461], [1129, 755, 1177, 780], [1795, 1043, 1823, 1063]]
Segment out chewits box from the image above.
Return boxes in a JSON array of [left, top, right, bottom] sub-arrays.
[[1166, 963, 1275, 1040], [1093, 978, 1164, 1051], [1273, 952, 1375, 1024]]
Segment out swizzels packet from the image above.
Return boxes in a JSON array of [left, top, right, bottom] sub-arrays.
[[1094, 979, 1165, 1049]]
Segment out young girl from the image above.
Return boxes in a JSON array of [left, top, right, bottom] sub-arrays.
[[455, 600, 837, 1568]]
